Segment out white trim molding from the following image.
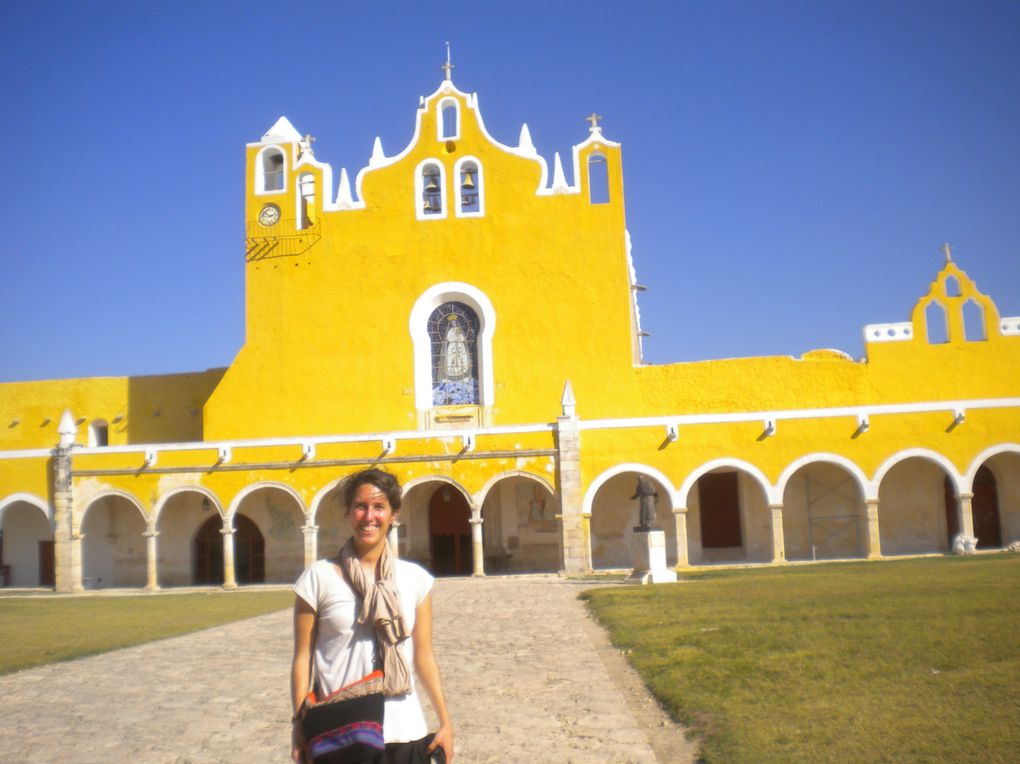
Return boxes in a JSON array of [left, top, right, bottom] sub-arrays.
[[80, 490, 149, 526], [964, 443, 1020, 486], [0, 492, 54, 526], [474, 470, 556, 510], [152, 485, 225, 525], [775, 453, 872, 502]]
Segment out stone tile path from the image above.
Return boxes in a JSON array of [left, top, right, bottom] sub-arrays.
[[0, 576, 696, 763]]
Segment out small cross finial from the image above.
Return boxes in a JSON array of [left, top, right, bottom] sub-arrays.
[[586, 112, 603, 132], [302, 133, 316, 145], [441, 42, 454, 81], [942, 242, 953, 263]]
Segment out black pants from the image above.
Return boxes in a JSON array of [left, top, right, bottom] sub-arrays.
[[379, 734, 443, 764]]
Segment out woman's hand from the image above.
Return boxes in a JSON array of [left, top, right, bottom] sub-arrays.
[[428, 721, 455, 762]]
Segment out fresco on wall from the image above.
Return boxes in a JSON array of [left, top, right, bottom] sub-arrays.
[[517, 483, 556, 533]]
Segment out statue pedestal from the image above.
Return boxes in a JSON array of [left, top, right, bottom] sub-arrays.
[[626, 528, 677, 585]]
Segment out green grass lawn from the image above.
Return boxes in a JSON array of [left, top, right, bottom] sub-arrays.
[[0, 590, 294, 675], [583, 555, 1020, 763]]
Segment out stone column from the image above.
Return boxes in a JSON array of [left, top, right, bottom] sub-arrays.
[[144, 523, 159, 592], [672, 508, 690, 568], [864, 499, 882, 559], [302, 521, 319, 567], [68, 526, 85, 593], [221, 520, 238, 590], [52, 444, 75, 593], [470, 512, 485, 577], [957, 492, 976, 540], [769, 504, 787, 563], [556, 413, 587, 575]]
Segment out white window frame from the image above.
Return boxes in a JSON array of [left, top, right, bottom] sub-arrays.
[[409, 282, 496, 411], [453, 156, 485, 218], [414, 159, 447, 220], [437, 97, 460, 141], [255, 146, 287, 195]]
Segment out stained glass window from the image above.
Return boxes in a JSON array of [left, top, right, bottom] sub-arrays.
[[428, 302, 480, 405]]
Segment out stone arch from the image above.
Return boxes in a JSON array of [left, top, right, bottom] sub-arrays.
[[0, 493, 53, 526], [965, 444, 1020, 487], [586, 465, 677, 570], [80, 492, 148, 589], [678, 458, 777, 507], [229, 483, 306, 583], [778, 455, 868, 561], [153, 485, 225, 524], [583, 463, 679, 516], [80, 490, 147, 526], [873, 448, 962, 494], [875, 450, 960, 556], [475, 470, 555, 509], [0, 494, 54, 587], [478, 472, 559, 574]]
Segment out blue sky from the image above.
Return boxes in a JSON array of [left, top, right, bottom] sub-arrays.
[[1, 1, 1018, 382]]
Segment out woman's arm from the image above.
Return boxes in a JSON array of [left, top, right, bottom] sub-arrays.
[[291, 595, 316, 763], [413, 593, 454, 762]]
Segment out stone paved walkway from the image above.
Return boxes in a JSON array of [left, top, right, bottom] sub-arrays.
[[0, 576, 696, 763]]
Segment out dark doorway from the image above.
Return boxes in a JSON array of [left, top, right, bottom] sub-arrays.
[[699, 472, 743, 548], [944, 477, 959, 547], [429, 486, 472, 576], [38, 540, 55, 587], [193, 514, 265, 585], [973, 466, 1002, 549]]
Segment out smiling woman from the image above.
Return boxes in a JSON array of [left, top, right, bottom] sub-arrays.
[[291, 469, 455, 764]]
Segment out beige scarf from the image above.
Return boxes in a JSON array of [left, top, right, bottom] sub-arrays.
[[340, 538, 412, 697]]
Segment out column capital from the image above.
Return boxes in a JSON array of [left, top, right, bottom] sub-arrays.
[[302, 523, 319, 535], [672, 507, 689, 516], [143, 529, 159, 539], [768, 503, 784, 512], [864, 497, 881, 507], [469, 517, 483, 526], [219, 527, 236, 536], [957, 491, 974, 501]]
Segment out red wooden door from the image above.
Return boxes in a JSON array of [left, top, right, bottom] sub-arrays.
[[429, 487, 472, 576]]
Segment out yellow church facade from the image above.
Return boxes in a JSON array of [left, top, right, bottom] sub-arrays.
[[1, 73, 1018, 592]]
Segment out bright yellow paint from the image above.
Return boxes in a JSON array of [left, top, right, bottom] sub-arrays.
[[1, 75, 1018, 581]]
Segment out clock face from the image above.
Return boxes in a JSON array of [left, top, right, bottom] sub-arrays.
[[258, 204, 281, 227]]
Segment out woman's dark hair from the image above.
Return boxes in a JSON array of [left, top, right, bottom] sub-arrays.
[[341, 468, 403, 512]]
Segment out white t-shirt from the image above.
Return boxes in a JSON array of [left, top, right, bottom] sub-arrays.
[[293, 558, 434, 744]]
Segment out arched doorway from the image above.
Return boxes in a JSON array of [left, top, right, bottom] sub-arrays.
[[193, 514, 265, 585], [879, 458, 952, 555], [429, 486, 472, 576], [81, 495, 147, 588], [0, 499, 53, 587], [479, 475, 559, 573], [945, 467, 1002, 549], [233, 486, 305, 582], [781, 462, 866, 561], [590, 471, 676, 570]]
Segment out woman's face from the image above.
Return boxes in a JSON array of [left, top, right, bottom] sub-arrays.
[[348, 482, 396, 549]]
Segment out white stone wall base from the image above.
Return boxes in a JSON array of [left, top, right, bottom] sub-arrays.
[[626, 529, 677, 585]]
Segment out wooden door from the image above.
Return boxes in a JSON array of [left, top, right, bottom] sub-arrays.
[[38, 540, 55, 587], [429, 487, 472, 576], [972, 466, 1002, 549], [698, 472, 743, 548]]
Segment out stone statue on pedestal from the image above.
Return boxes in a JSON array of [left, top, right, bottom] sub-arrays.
[[631, 476, 659, 530]]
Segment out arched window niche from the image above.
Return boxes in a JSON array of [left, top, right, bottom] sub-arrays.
[[925, 300, 949, 344], [428, 302, 480, 405], [438, 98, 459, 140], [454, 157, 484, 217], [962, 299, 987, 341], [415, 159, 446, 219], [944, 275, 961, 298], [256, 146, 286, 194], [588, 152, 610, 204], [410, 283, 496, 428], [88, 420, 109, 448]]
